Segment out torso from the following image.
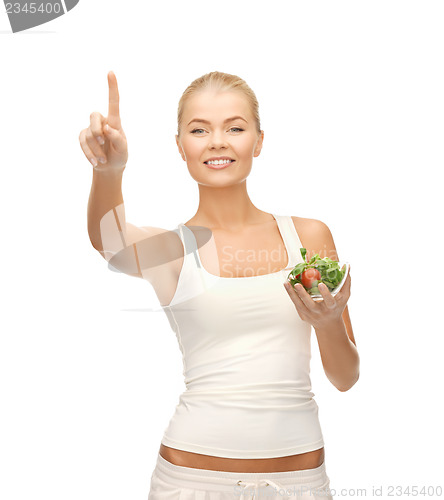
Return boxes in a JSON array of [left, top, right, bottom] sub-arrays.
[[152, 211, 325, 472]]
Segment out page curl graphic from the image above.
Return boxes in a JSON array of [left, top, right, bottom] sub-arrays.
[[4, 0, 79, 33]]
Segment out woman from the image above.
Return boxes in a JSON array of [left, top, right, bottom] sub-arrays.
[[80, 70, 359, 500]]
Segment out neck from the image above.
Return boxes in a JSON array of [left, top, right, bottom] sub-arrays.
[[193, 181, 267, 231]]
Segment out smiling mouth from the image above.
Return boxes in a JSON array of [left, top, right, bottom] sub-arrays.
[[203, 160, 236, 165]]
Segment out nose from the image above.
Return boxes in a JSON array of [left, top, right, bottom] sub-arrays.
[[208, 130, 229, 149]]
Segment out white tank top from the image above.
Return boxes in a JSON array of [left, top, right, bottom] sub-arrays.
[[160, 214, 324, 459]]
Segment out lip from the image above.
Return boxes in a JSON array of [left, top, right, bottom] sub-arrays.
[[205, 160, 235, 170]]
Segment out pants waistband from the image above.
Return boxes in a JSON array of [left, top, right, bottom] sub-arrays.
[[154, 453, 329, 491]]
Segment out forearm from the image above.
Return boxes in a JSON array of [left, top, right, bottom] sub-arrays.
[[314, 318, 360, 392], [87, 166, 126, 253]]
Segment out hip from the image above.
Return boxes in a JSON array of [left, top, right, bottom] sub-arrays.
[[149, 451, 333, 500]]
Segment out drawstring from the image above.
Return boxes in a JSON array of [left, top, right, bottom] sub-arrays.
[[236, 478, 289, 500]]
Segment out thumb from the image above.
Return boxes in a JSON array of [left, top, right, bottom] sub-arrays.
[[104, 123, 126, 152]]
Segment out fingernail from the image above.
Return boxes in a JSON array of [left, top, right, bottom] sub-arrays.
[[97, 136, 104, 145], [99, 157, 106, 164], [90, 157, 98, 167]]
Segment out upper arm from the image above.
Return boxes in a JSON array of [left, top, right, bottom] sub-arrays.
[[293, 216, 356, 347], [96, 209, 184, 285]]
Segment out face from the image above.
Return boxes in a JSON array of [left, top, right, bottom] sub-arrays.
[[175, 90, 264, 187]]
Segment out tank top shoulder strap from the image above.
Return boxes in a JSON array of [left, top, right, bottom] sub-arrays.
[[177, 223, 202, 270], [272, 214, 305, 267], [161, 223, 208, 308]]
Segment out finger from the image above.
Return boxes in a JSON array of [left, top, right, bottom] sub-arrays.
[[90, 111, 106, 146], [107, 70, 121, 130], [85, 126, 107, 164], [292, 283, 318, 312], [341, 270, 351, 295], [318, 282, 335, 308], [79, 129, 100, 167], [103, 123, 127, 153], [336, 272, 351, 305], [284, 282, 306, 310]]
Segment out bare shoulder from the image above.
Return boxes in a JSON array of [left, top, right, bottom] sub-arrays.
[[290, 216, 339, 261]]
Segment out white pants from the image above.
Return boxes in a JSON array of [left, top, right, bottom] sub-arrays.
[[148, 453, 333, 500]]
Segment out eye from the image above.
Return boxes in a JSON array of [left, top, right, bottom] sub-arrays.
[[190, 127, 244, 135]]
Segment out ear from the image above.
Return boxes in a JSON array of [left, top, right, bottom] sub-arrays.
[[175, 134, 186, 161], [253, 130, 264, 157]]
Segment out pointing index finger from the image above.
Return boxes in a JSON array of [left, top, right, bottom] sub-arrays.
[[107, 70, 121, 130]]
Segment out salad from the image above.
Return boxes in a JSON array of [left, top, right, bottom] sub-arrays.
[[286, 248, 346, 296]]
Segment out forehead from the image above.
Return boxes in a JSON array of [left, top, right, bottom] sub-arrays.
[[184, 90, 250, 121]]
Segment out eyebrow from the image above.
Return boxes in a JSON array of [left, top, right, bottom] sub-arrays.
[[187, 116, 248, 126]]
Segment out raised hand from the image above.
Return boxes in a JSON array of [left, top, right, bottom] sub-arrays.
[[79, 71, 128, 171]]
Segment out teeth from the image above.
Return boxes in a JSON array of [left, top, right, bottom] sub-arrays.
[[206, 159, 233, 165]]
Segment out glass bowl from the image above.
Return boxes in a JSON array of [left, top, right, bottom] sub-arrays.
[[282, 262, 350, 302]]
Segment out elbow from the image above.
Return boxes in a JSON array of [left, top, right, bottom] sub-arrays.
[[336, 385, 352, 393], [89, 235, 102, 252], [335, 371, 360, 392], [90, 242, 108, 261]]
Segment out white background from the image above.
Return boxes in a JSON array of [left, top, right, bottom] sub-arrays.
[[1, 1, 443, 499]]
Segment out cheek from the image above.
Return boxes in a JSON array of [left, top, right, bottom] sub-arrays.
[[183, 143, 203, 160]]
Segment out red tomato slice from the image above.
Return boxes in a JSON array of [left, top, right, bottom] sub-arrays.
[[300, 268, 321, 289]]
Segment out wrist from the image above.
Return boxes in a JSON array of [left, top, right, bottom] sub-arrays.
[[93, 164, 126, 179], [314, 317, 346, 337]]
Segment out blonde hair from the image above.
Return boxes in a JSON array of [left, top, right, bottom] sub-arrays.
[[176, 71, 261, 138]]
